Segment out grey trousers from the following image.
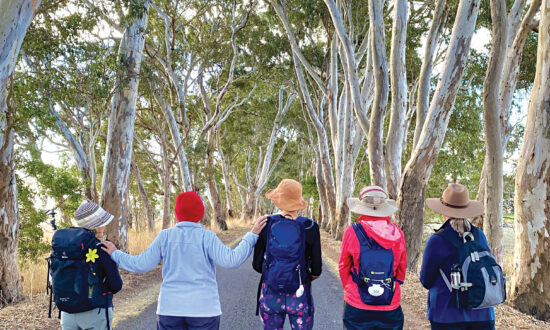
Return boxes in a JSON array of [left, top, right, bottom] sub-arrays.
[[61, 307, 113, 330]]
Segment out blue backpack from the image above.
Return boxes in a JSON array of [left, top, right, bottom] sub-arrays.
[[262, 215, 309, 294], [436, 224, 506, 309], [47, 228, 110, 327], [351, 223, 401, 305]]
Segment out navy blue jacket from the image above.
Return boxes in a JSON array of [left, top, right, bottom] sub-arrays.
[[419, 221, 495, 323], [96, 244, 123, 308]]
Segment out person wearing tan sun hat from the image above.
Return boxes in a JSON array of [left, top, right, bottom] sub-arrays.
[[339, 186, 406, 330], [252, 179, 321, 330], [420, 183, 496, 330]]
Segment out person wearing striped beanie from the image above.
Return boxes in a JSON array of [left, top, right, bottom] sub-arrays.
[[74, 202, 115, 239], [58, 202, 122, 330]]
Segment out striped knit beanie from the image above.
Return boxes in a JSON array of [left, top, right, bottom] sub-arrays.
[[74, 202, 114, 229]]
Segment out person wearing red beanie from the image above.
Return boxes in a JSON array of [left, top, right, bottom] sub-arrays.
[[174, 191, 205, 222], [102, 191, 268, 330]]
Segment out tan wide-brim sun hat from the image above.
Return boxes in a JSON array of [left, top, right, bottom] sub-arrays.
[[265, 179, 308, 212], [426, 183, 483, 219], [348, 186, 398, 217]]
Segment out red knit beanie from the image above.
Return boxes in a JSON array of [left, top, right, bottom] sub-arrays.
[[174, 191, 205, 222]]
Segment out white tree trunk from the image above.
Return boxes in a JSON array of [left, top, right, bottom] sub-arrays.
[[216, 133, 235, 218], [510, 4, 550, 319], [475, 0, 540, 228], [49, 105, 96, 201], [396, 0, 481, 271], [0, 0, 40, 307], [413, 0, 447, 148], [130, 160, 155, 232], [101, 1, 150, 251], [244, 85, 293, 219], [367, 0, 389, 189], [162, 101, 193, 191], [384, 0, 409, 199], [481, 0, 508, 264]]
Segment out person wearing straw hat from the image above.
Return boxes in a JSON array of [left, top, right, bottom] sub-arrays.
[[252, 179, 322, 330], [420, 183, 495, 330], [339, 186, 407, 330], [102, 191, 267, 330], [54, 202, 123, 330]]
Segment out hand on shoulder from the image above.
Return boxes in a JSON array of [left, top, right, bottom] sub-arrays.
[[251, 215, 268, 234], [101, 240, 118, 255]]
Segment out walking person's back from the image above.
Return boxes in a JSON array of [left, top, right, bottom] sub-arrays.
[[252, 179, 322, 330], [49, 202, 123, 330], [339, 186, 406, 330], [102, 191, 267, 330], [420, 183, 505, 330]]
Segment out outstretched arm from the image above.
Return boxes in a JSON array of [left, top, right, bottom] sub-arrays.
[[102, 231, 164, 273], [207, 215, 267, 269]]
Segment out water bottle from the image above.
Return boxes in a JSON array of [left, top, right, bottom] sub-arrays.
[[450, 265, 461, 289]]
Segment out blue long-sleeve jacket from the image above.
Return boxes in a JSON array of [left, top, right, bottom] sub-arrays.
[[420, 221, 495, 323], [111, 221, 258, 317]]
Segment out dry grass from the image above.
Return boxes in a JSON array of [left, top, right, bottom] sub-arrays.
[[128, 224, 161, 255], [19, 260, 49, 297]]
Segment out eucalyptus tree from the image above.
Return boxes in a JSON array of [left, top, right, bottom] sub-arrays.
[[0, 0, 41, 307], [101, 0, 151, 251], [476, 0, 541, 263], [509, 1, 550, 319], [242, 84, 295, 220]]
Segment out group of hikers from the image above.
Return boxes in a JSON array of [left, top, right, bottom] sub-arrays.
[[47, 178, 506, 330]]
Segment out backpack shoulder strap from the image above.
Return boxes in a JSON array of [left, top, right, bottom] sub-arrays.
[[434, 224, 463, 250], [352, 223, 372, 248]]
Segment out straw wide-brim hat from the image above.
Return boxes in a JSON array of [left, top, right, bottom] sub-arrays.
[[265, 179, 308, 211], [348, 186, 398, 217], [426, 183, 483, 218]]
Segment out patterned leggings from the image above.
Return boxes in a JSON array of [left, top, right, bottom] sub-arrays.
[[259, 282, 314, 330]]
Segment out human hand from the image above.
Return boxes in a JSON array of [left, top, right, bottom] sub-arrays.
[[251, 215, 268, 235], [101, 240, 118, 255]]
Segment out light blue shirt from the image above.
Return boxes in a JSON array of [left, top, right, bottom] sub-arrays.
[[111, 221, 258, 317]]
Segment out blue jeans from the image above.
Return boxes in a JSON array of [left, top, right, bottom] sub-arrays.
[[343, 303, 404, 330], [430, 321, 495, 330], [157, 315, 220, 330]]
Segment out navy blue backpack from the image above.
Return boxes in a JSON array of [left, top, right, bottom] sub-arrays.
[[47, 228, 110, 327], [262, 215, 309, 294], [436, 224, 506, 309], [351, 223, 401, 305]]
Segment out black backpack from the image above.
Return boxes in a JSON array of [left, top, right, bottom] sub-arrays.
[[47, 228, 111, 327], [436, 222, 506, 309]]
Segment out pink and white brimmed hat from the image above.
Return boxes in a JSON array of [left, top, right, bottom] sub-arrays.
[[348, 186, 398, 217]]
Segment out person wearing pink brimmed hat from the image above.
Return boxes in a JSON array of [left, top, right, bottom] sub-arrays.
[[420, 183, 495, 330], [252, 179, 322, 330], [339, 186, 406, 330]]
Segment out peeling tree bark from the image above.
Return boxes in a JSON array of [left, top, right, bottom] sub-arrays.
[[0, 0, 40, 307], [396, 0, 481, 271], [384, 0, 409, 199], [509, 3, 550, 319], [474, 0, 541, 229], [481, 0, 508, 264], [101, 0, 150, 251], [367, 0, 389, 189]]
